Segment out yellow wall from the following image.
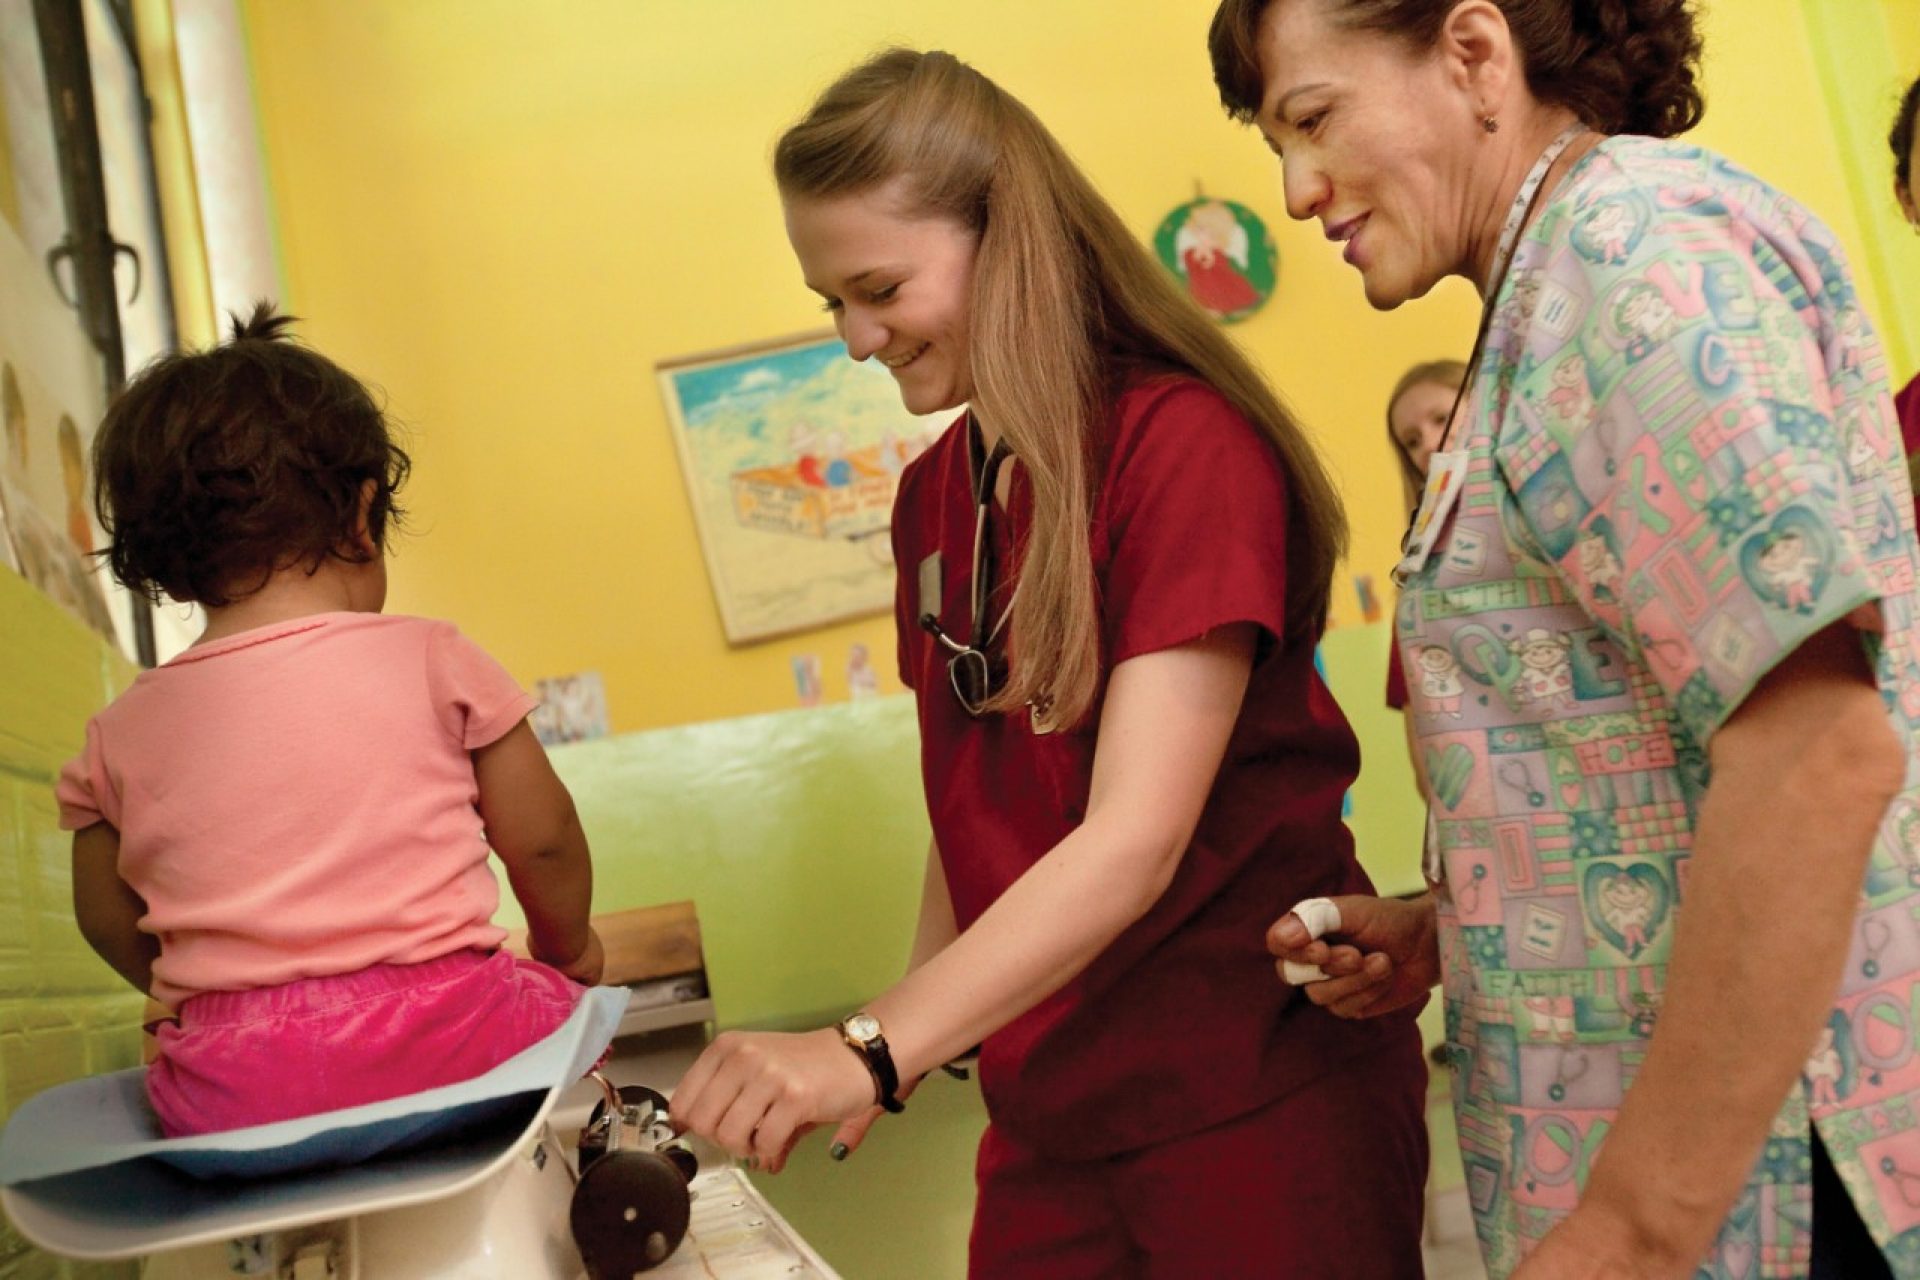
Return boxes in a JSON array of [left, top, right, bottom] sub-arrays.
[[235, 0, 1896, 736], [1801, 0, 1918, 377]]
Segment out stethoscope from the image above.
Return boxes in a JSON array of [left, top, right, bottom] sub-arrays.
[[1498, 760, 1547, 808], [1392, 121, 1589, 588]]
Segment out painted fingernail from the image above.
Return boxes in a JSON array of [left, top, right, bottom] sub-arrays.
[[830, 1142, 849, 1161]]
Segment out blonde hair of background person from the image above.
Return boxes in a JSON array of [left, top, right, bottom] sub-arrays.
[[1383, 357, 1465, 791], [1385, 357, 1466, 509]]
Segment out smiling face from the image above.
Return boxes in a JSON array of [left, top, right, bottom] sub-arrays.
[[783, 179, 979, 416], [1389, 378, 1455, 477], [1251, 0, 1489, 309]]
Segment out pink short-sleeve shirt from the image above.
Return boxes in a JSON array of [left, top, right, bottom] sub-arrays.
[[56, 613, 538, 1008]]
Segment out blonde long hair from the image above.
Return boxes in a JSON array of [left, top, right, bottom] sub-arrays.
[[775, 49, 1347, 730]]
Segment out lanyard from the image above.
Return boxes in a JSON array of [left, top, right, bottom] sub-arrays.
[[1395, 123, 1589, 578]]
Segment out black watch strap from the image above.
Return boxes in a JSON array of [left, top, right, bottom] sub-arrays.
[[839, 1015, 906, 1114]]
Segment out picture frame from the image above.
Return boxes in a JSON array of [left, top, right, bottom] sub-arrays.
[[657, 330, 950, 645]]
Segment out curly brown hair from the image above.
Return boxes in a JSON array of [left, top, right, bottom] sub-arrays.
[[92, 302, 410, 606], [1209, 0, 1704, 138], [1892, 72, 1920, 193]]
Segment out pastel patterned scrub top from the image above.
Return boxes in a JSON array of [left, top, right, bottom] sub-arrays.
[[1400, 135, 1920, 1277]]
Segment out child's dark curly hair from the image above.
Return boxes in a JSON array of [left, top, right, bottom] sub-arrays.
[[92, 302, 410, 606]]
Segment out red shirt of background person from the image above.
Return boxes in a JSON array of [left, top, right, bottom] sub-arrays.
[[1893, 72, 1920, 522], [669, 47, 1429, 1279]]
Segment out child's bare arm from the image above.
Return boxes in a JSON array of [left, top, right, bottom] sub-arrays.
[[71, 822, 159, 995], [472, 720, 601, 984]]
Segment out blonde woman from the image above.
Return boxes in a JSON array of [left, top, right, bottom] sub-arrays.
[[671, 48, 1427, 1277]]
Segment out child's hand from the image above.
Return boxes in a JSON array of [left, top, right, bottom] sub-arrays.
[[551, 926, 605, 986]]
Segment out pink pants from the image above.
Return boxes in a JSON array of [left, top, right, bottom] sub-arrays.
[[148, 948, 583, 1136]]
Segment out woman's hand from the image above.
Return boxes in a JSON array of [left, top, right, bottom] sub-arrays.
[[672, 1028, 880, 1173], [1268, 892, 1440, 1018]]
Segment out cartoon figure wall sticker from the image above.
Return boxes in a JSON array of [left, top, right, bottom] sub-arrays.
[[0, 358, 119, 643], [528, 671, 610, 747], [1152, 193, 1277, 324], [846, 642, 880, 699]]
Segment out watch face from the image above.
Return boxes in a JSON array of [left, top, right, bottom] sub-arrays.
[[846, 1013, 881, 1043]]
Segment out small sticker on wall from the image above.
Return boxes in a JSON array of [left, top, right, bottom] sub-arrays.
[[847, 643, 880, 699], [1151, 195, 1278, 324], [530, 671, 609, 746], [1354, 574, 1381, 624], [792, 654, 823, 707]]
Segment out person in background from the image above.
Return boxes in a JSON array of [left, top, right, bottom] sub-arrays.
[[1383, 359, 1466, 772], [57, 306, 603, 1136], [671, 47, 1429, 1278], [1891, 71, 1919, 516], [1211, 0, 1920, 1275]]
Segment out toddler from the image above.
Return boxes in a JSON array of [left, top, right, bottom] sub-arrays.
[[56, 305, 603, 1136]]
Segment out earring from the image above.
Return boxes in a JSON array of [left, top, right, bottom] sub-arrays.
[[1481, 115, 1500, 134]]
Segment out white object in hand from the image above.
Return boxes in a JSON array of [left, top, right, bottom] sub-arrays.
[[1281, 897, 1342, 985]]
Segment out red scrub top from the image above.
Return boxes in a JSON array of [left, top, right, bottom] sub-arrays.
[[891, 371, 1420, 1161], [1385, 642, 1410, 710], [1899, 373, 1920, 531]]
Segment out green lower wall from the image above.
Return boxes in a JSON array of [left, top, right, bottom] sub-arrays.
[[532, 623, 1450, 1276], [0, 569, 141, 1280], [535, 694, 933, 1030], [528, 620, 1430, 1025]]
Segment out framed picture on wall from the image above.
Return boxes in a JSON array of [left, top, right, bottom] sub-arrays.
[[657, 330, 951, 645]]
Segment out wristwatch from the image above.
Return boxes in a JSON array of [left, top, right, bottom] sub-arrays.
[[837, 1012, 906, 1114]]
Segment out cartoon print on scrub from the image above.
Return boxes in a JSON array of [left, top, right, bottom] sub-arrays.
[[1569, 193, 1647, 266], [1398, 137, 1920, 1277], [1511, 628, 1575, 713], [1741, 511, 1834, 617], [1807, 1025, 1845, 1108], [1584, 863, 1667, 960], [1609, 279, 1683, 365], [1575, 526, 1623, 606], [1416, 643, 1465, 717], [1545, 353, 1593, 425]]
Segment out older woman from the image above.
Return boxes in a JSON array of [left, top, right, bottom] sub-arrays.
[[1210, 2, 1919, 1278]]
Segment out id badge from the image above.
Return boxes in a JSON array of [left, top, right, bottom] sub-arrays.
[[917, 552, 942, 621], [1393, 449, 1469, 585]]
